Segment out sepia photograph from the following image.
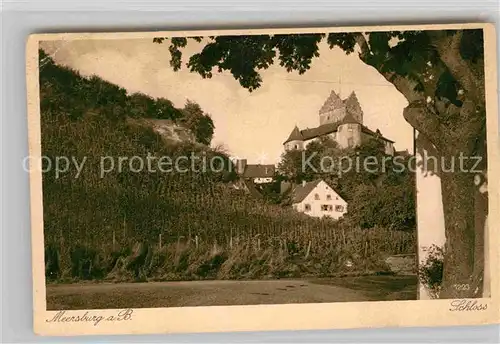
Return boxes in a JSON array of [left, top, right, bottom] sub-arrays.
[[26, 23, 498, 335]]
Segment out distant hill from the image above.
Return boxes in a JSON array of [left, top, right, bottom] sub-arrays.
[[39, 49, 415, 283]]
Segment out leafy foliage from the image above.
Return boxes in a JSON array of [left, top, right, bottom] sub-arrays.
[[418, 245, 444, 299], [180, 100, 215, 145], [153, 30, 484, 105]]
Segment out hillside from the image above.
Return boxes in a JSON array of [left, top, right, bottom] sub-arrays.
[[39, 49, 416, 283]]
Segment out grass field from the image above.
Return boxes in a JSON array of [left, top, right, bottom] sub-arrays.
[[46, 275, 417, 310]]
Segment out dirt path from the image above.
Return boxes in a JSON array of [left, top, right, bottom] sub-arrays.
[[47, 276, 417, 310]]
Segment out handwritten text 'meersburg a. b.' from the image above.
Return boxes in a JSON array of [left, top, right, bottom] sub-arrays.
[[46, 309, 133, 326]]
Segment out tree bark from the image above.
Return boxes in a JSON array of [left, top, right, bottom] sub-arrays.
[[439, 169, 477, 298]]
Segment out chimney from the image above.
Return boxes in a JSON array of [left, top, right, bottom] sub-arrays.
[[235, 159, 247, 175], [280, 181, 291, 194]]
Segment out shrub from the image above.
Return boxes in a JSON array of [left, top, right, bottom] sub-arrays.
[[418, 245, 444, 298]]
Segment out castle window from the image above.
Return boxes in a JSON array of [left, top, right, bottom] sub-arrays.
[[295, 144, 299, 149], [314, 193, 320, 200], [335, 205, 345, 212], [304, 204, 311, 211]]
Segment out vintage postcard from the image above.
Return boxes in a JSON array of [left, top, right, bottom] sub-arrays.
[[26, 23, 499, 336]]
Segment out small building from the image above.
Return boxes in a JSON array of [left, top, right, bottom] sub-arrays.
[[289, 179, 347, 219], [235, 159, 275, 184]]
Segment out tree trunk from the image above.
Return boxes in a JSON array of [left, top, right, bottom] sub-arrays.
[[470, 171, 488, 297], [353, 30, 487, 299], [439, 169, 476, 298]]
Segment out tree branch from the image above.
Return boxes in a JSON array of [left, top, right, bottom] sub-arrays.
[[384, 72, 424, 103], [353, 32, 371, 61], [353, 33, 423, 103], [429, 30, 484, 103], [353, 32, 447, 147], [403, 100, 445, 148]]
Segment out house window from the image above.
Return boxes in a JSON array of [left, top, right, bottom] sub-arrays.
[[326, 195, 332, 201], [295, 144, 299, 149], [314, 193, 320, 200], [321, 204, 329, 211], [348, 138, 354, 146], [304, 204, 311, 211], [335, 205, 345, 212]]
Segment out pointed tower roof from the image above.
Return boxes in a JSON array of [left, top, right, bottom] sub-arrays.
[[319, 90, 344, 114], [345, 91, 356, 100], [283, 125, 304, 144], [344, 91, 363, 123]]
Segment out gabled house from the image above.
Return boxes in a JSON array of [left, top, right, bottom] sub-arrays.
[[235, 159, 275, 184], [289, 179, 347, 219]]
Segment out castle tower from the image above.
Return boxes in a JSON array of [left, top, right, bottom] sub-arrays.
[[283, 125, 304, 151], [335, 113, 362, 149], [319, 90, 346, 125], [344, 91, 363, 124]]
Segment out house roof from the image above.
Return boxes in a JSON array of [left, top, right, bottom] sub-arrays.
[[243, 164, 275, 178], [290, 179, 322, 204], [395, 149, 411, 156], [284, 179, 348, 205], [360, 126, 395, 143], [299, 122, 340, 141], [243, 179, 263, 198]]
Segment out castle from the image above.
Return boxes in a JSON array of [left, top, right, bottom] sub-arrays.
[[283, 90, 395, 155]]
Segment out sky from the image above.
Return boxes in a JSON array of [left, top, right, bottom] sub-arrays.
[[40, 37, 412, 164]]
